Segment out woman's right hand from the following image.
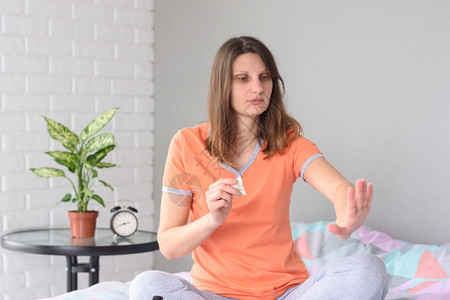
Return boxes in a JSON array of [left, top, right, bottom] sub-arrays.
[[205, 178, 240, 228], [158, 177, 240, 259]]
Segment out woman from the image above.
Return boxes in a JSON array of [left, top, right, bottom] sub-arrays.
[[130, 36, 388, 299]]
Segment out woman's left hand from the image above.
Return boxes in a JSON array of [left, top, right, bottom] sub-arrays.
[[326, 179, 373, 240]]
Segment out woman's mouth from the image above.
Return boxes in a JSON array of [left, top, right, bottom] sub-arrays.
[[248, 98, 264, 105]]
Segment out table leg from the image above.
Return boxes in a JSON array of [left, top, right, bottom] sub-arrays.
[[65, 256, 100, 292], [65, 256, 78, 292], [89, 256, 100, 286]]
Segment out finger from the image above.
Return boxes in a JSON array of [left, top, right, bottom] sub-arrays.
[[326, 223, 342, 235], [327, 223, 351, 240], [206, 189, 234, 204], [209, 177, 238, 189], [209, 180, 240, 197], [366, 182, 373, 209], [209, 198, 232, 211], [212, 184, 240, 197], [346, 185, 356, 215], [354, 179, 367, 210], [224, 184, 241, 196]]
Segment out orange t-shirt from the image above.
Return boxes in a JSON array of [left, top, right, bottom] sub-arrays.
[[162, 123, 323, 299]]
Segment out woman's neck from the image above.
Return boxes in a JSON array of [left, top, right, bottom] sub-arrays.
[[230, 117, 259, 170]]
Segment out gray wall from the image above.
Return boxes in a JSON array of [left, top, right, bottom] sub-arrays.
[[153, 0, 450, 272]]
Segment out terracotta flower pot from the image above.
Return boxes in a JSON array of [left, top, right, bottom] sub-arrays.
[[68, 211, 99, 238], [71, 237, 95, 246]]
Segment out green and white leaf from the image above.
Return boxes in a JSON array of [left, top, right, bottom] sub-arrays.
[[91, 194, 105, 207], [84, 161, 94, 170], [60, 193, 72, 202], [98, 179, 114, 191], [80, 108, 118, 142], [96, 162, 116, 168], [46, 151, 77, 163], [46, 151, 77, 172], [86, 145, 115, 166], [83, 133, 115, 153], [31, 167, 66, 178], [54, 159, 76, 173], [44, 117, 79, 152], [85, 188, 94, 197]]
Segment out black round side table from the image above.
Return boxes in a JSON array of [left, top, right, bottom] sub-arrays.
[[1, 228, 158, 292]]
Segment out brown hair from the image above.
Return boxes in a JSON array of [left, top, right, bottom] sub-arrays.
[[206, 36, 302, 164]]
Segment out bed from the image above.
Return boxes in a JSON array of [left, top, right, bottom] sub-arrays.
[[42, 221, 450, 299]]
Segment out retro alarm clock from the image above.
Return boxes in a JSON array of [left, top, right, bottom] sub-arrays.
[[110, 200, 138, 237]]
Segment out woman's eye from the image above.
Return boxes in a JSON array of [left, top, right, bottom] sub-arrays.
[[260, 74, 271, 80], [236, 76, 248, 81]]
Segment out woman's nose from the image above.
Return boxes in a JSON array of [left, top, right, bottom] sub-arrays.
[[251, 79, 263, 93]]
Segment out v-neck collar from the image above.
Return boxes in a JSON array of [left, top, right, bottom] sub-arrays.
[[220, 141, 261, 177], [207, 124, 261, 177]]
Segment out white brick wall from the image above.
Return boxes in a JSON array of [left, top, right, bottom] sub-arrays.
[[0, 0, 155, 298]]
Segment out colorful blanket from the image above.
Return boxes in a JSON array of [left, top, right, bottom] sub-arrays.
[[292, 221, 450, 299], [46, 221, 450, 299]]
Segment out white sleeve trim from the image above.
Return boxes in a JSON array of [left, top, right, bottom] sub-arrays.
[[300, 153, 325, 181], [162, 186, 193, 196]]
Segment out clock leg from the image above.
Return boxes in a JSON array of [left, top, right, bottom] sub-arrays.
[[89, 256, 100, 286]]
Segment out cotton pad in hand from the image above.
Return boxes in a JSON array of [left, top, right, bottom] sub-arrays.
[[232, 176, 246, 195]]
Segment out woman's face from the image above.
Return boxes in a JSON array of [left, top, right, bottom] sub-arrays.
[[230, 53, 273, 120]]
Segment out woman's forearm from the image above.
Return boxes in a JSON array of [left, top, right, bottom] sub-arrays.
[[331, 181, 354, 223], [158, 212, 217, 260]]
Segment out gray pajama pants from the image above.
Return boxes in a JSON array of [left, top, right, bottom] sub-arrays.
[[130, 253, 388, 300]]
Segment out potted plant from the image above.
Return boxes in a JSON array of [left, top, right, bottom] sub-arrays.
[[30, 108, 118, 238]]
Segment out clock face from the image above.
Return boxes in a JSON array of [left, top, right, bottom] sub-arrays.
[[110, 211, 138, 237]]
